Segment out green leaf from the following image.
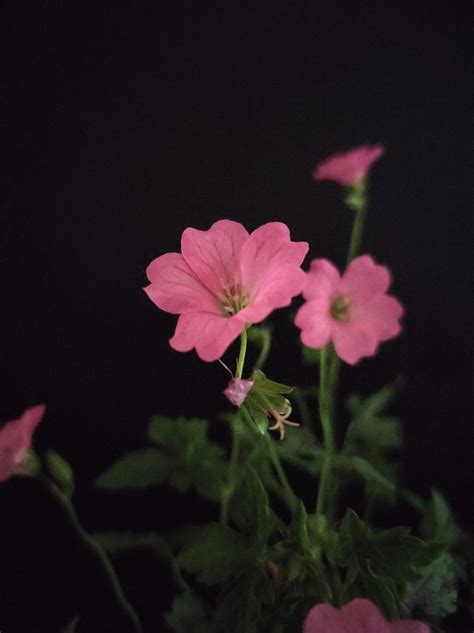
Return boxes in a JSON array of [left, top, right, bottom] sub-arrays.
[[94, 531, 173, 561], [230, 467, 275, 545], [165, 591, 209, 633], [214, 566, 274, 633], [95, 448, 171, 489], [251, 369, 293, 395], [242, 399, 268, 435], [176, 522, 255, 585], [404, 551, 458, 617], [335, 455, 396, 493], [46, 451, 75, 499], [420, 489, 461, 546], [275, 427, 322, 476]]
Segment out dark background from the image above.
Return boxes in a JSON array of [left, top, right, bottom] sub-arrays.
[[1, 2, 471, 632]]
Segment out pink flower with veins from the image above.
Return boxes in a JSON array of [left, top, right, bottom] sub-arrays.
[[313, 144, 384, 186], [145, 220, 308, 362], [304, 598, 430, 633], [0, 405, 45, 482], [295, 255, 403, 365]]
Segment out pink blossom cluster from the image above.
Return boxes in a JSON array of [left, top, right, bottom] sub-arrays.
[[145, 222, 402, 367]]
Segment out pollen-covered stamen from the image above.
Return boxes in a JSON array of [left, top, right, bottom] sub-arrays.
[[219, 283, 250, 316], [330, 295, 351, 322], [268, 406, 300, 440]]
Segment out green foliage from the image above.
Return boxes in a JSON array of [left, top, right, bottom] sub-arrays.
[[328, 510, 443, 618], [94, 531, 173, 562], [420, 489, 461, 546], [96, 416, 226, 500], [176, 522, 256, 585], [46, 451, 75, 499], [165, 591, 210, 633], [230, 467, 276, 545], [275, 427, 322, 476], [214, 567, 274, 633], [342, 382, 402, 502], [405, 551, 458, 617], [241, 370, 293, 435]]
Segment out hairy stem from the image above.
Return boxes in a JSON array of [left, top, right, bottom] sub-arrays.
[[235, 328, 248, 379]]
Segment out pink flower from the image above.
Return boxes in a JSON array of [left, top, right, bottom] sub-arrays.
[[295, 255, 403, 365], [223, 378, 254, 406], [0, 405, 46, 482], [144, 220, 308, 361], [313, 144, 384, 186], [303, 599, 430, 633]]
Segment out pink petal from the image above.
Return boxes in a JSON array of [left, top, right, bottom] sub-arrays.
[[181, 220, 249, 296], [295, 299, 332, 349], [339, 599, 390, 633], [0, 405, 45, 482], [239, 222, 308, 308], [340, 255, 391, 304], [169, 312, 245, 362], [145, 252, 218, 314], [303, 603, 349, 633], [303, 259, 341, 301], [390, 621, 430, 633], [238, 265, 307, 323], [358, 294, 404, 342], [313, 145, 384, 186], [332, 320, 379, 365]]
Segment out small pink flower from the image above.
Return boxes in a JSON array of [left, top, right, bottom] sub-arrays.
[[295, 255, 403, 365], [304, 599, 430, 633], [313, 144, 384, 186], [223, 378, 254, 406], [0, 405, 46, 482], [145, 220, 308, 361]]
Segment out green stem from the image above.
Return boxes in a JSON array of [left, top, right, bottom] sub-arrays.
[[235, 328, 248, 379], [253, 326, 272, 371], [346, 194, 367, 266], [39, 475, 142, 632], [315, 345, 335, 516], [264, 433, 298, 511]]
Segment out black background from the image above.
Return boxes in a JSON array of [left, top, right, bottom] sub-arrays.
[[1, 3, 472, 632]]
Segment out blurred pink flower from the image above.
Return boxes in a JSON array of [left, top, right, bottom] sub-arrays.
[[313, 144, 384, 186], [304, 599, 430, 633], [145, 220, 308, 361], [0, 405, 45, 482], [223, 378, 254, 406], [295, 255, 403, 365]]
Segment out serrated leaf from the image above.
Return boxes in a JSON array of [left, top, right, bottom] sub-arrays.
[[404, 551, 458, 617], [176, 522, 255, 585], [95, 448, 171, 489], [214, 567, 274, 633], [230, 467, 275, 545], [275, 427, 322, 476]]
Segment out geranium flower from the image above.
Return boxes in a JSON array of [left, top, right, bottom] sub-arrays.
[[313, 144, 384, 186], [0, 404, 46, 482], [145, 220, 308, 361], [295, 255, 403, 364], [303, 598, 430, 633]]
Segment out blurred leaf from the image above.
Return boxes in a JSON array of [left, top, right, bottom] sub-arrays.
[[275, 427, 322, 476], [61, 616, 79, 633], [96, 417, 226, 500], [420, 489, 461, 546], [165, 591, 209, 633], [94, 531, 172, 561], [335, 455, 396, 493], [46, 451, 75, 499], [405, 551, 458, 617], [230, 466, 275, 545], [176, 522, 255, 585], [242, 399, 268, 435], [251, 369, 293, 395], [95, 448, 170, 489], [214, 566, 274, 633]]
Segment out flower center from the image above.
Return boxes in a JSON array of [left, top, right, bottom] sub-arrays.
[[219, 284, 250, 317], [330, 295, 351, 321]]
